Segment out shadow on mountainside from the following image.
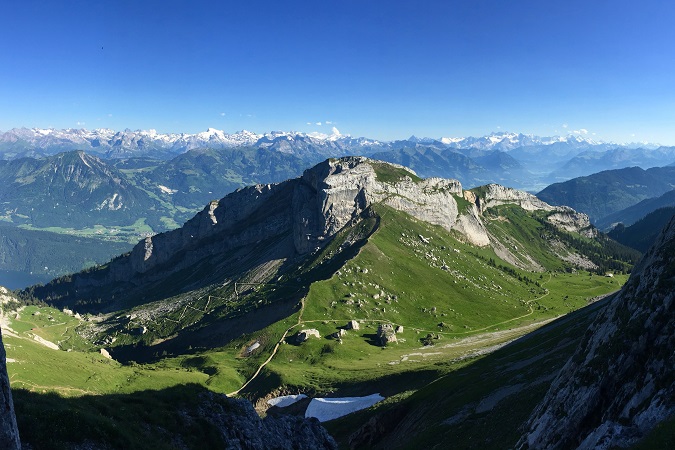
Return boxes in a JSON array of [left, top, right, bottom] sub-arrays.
[[325, 296, 616, 449], [13, 383, 336, 450], [109, 213, 381, 364], [14, 384, 230, 450]]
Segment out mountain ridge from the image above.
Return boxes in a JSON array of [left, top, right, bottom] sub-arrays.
[[27, 157, 599, 312], [537, 166, 675, 224], [0, 127, 630, 161]]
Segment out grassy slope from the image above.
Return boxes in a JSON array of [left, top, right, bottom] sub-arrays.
[[3, 304, 240, 448], [325, 297, 612, 449], [5, 204, 632, 447], [238, 205, 626, 398]]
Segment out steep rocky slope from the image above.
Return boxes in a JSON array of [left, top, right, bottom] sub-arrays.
[[0, 330, 20, 449], [518, 216, 675, 449], [28, 157, 592, 312]]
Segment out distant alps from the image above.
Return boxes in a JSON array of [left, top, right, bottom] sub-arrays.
[[0, 127, 645, 161]]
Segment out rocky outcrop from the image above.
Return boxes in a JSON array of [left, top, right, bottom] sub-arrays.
[[295, 157, 463, 253], [476, 184, 554, 213], [200, 392, 337, 449], [346, 320, 360, 330], [453, 206, 491, 246], [30, 157, 595, 311], [518, 216, 675, 449], [547, 207, 595, 237], [295, 329, 321, 343], [473, 183, 594, 236], [376, 323, 397, 346], [0, 330, 20, 449]]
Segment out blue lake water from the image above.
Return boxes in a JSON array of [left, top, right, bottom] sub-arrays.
[[0, 270, 51, 290]]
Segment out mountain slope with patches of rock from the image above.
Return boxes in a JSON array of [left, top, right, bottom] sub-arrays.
[[27, 157, 600, 313]]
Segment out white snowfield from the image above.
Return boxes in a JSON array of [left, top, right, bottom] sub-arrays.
[[305, 394, 385, 422], [266, 394, 308, 408]]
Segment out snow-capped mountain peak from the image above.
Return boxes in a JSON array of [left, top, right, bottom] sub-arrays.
[[0, 126, 656, 162]]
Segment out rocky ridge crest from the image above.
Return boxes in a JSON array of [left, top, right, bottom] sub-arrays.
[[122, 157, 587, 275], [33, 157, 592, 310]]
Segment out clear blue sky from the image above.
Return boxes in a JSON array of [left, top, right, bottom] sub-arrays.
[[2, 0, 675, 143]]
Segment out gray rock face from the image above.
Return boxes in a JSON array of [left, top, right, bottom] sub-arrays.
[[477, 184, 554, 212], [377, 323, 397, 346], [518, 216, 675, 449], [0, 330, 20, 449], [295, 329, 321, 343], [547, 207, 595, 237], [34, 157, 594, 310], [346, 320, 360, 330], [295, 157, 463, 253], [454, 205, 491, 246], [200, 392, 337, 450], [475, 183, 593, 235]]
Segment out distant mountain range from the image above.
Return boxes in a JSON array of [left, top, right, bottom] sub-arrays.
[[537, 166, 675, 226], [2, 127, 674, 287], [3, 127, 673, 192], [0, 127, 385, 160]]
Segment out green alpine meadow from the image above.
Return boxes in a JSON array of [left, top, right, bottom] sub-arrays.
[[5, 157, 663, 449]]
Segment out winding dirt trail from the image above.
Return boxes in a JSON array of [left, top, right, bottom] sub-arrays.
[[227, 296, 308, 396], [227, 273, 558, 396]]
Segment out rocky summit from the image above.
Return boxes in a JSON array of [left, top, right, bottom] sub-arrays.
[[29, 157, 592, 312]]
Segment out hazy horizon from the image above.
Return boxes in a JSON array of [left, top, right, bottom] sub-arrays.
[[3, 0, 675, 144]]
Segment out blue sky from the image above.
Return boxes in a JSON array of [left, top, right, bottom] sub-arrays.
[[2, 0, 675, 143]]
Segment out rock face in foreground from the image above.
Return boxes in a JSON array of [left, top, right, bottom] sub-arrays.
[[200, 393, 337, 450], [0, 330, 20, 449], [518, 217, 675, 449]]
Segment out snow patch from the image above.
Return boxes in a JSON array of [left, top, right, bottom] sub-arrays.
[[245, 341, 260, 354], [158, 185, 177, 194], [267, 394, 307, 408], [305, 393, 384, 422]]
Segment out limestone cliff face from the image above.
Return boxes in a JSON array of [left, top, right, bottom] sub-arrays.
[[295, 157, 465, 252], [124, 157, 469, 276], [477, 184, 554, 212], [474, 183, 594, 236], [547, 207, 595, 237], [117, 158, 602, 278], [0, 330, 20, 449], [129, 182, 290, 275], [111, 159, 445, 271], [33, 157, 594, 310], [518, 217, 675, 449]]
